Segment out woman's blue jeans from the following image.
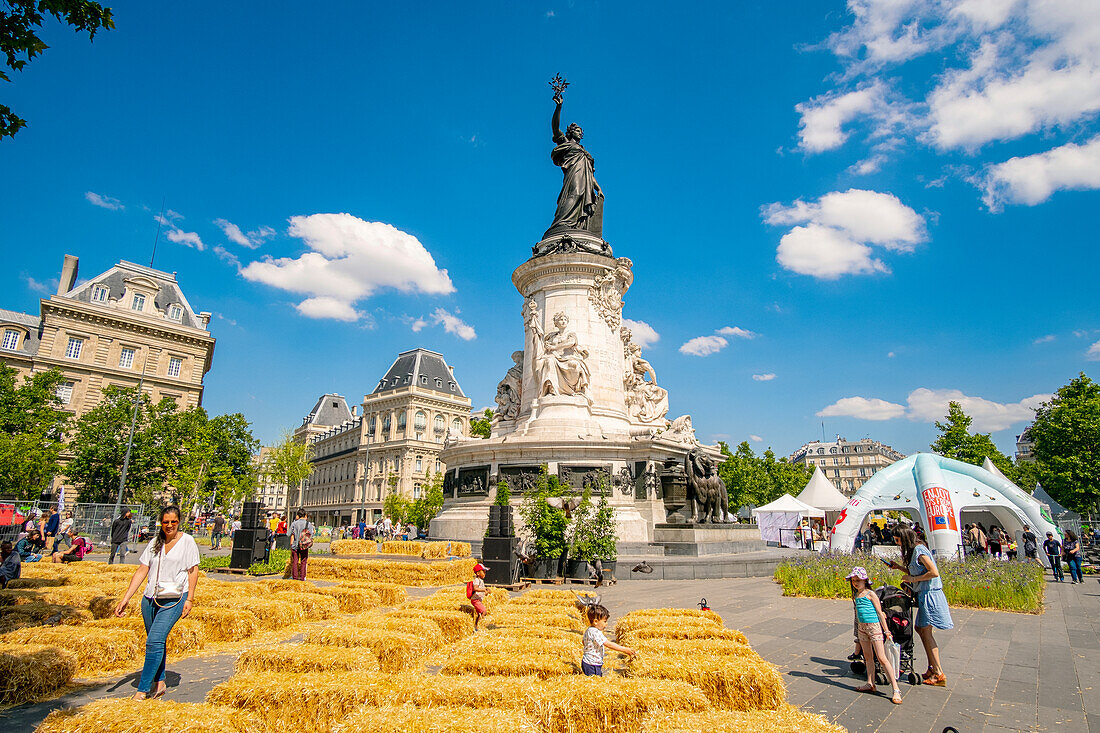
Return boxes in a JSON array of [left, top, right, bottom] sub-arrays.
[[139, 595, 185, 693], [1066, 556, 1083, 583]]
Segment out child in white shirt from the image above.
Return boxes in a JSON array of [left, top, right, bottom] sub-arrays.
[[581, 604, 635, 676]]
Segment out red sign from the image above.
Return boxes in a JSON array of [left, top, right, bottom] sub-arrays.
[[922, 486, 957, 532]]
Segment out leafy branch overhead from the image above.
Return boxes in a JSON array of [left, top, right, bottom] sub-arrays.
[[1, 0, 115, 139]]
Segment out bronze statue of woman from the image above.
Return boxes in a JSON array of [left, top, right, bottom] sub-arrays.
[[544, 87, 603, 238]]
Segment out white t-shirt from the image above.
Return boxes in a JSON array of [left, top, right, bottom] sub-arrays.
[[582, 626, 608, 666], [139, 533, 201, 599], [59, 518, 74, 535]]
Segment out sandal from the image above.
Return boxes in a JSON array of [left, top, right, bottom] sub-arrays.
[[923, 672, 947, 686], [891, 691, 903, 704], [151, 683, 166, 700], [855, 684, 876, 693], [846, 653, 862, 661], [921, 667, 935, 680]]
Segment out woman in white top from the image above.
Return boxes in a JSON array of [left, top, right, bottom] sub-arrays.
[[114, 505, 201, 700]]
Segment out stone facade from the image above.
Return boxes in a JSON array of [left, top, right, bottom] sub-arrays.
[[252, 446, 289, 512], [789, 437, 905, 495]]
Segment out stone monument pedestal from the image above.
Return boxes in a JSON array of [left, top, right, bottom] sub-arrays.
[[651, 524, 765, 556]]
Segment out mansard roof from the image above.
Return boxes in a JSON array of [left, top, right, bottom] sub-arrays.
[[0, 308, 42, 358], [371, 348, 465, 398], [303, 393, 354, 428], [63, 260, 206, 330]]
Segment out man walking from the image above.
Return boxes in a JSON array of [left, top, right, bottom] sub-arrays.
[[1021, 524, 1039, 565], [210, 513, 226, 550], [108, 509, 133, 564], [289, 510, 315, 581], [1043, 531, 1064, 582]]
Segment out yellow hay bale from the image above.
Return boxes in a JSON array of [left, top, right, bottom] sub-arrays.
[[491, 608, 584, 632], [379, 540, 425, 556], [449, 632, 579, 662], [211, 597, 301, 629], [337, 581, 407, 606], [376, 673, 536, 708], [531, 676, 712, 733], [427, 585, 511, 607], [615, 614, 721, 640], [305, 626, 429, 672], [29, 585, 103, 610], [441, 652, 574, 679], [5, 577, 67, 589], [633, 638, 761, 661], [86, 617, 205, 657], [88, 595, 142, 619], [510, 594, 579, 608], [420, 541, 471, 559], [622, 607, 724, 625], [390, 608, 475, 641], [36, 698, 264, 733], [330, 539, 378, 556], [347, 614, 446, 648], [208, 671, 386, 733], [618, 625, 749, 647], [0, 643, 78, 705], [263, 578, 328, 594], [300, 556, 477, 587], [313, 585, 381, 613], [642, 704, 847, 733], [0, 602, 91, 628], [521, 588, 579, 600], [336, 705, 538, 733], [269, 591, 340, 620], [482, 625, 575, 641], [627, 653, 785, 711], [0, 589, 45, 606], [236, 642, 380, 674], [186, 606, 259, 641], [449, 541, 472, 557], [2, 625, 142, 675]]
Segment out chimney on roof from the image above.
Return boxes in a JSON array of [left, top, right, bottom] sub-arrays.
[[198, 311, 211, 328], [58, 255, 79, 295]]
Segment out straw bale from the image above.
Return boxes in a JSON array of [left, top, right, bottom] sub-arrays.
[[510, 594, 579, 608], [618, 625, 749, 647], [531, 676, 712, 733], [449, 541, 472, 557], [263, 578, 328, 594], [627, 654, 785, 711], [335, 705, 538, 733], [482, 625, 575, 641], [621, 608, 724, 625], [86, 617, 205, 657], [0, 601, 91, 627], [421, 541, 449, 559], [615, 614, 721, 640], [374, 673, 537, 708], [5, 577, 67, 589], [491, 608, 583, 632], [641, 704, 847, 733], [305, 626, 428, 672], [186, 606, 259, 641], [211, 597, 301, 629], [2, 625, 142, 675], [441, 651, 574, 679], [633, 638, 761, 661], [449, 632, 578, 662], [236, 642, 379, 674], [313, 585, 381, 613], [35, 698, 265, 733], [88, 595, 142, 619], [493, 602, 580, 619], [208, 671, 386, 733], [389, 608, 474, 641], [0, 589, 43, 606], [269, 591, 340, 620], [30, 585, 103, 610], [522, 588, 579, 600], [427, 585, 510, 607], [293, 557, 474, 587], [0, 642, 78, 704], [346, 614, 445, 648], [338, 581, 407, 606], [379, 540, 425, 556], [330, 539, 377, 556]]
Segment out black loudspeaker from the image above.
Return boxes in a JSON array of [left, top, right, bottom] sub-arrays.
[[482, 536, 518, 561], [230, 546, 255, 570], [241, 502, 264, 529], [274, 534, 291, 550], [232, 528, 261, 548], [482, 559, 516, 585]]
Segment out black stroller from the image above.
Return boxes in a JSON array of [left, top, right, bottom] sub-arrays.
[[850, 584, 922, 686]]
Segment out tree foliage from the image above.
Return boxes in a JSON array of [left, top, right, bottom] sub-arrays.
[[518, 465, 568, 558], [469, 408, 492, 438], [160, 409, 258, 520], [1028, 373, 1100, 515], [1, 0, 115, 139], [930, 401, 1017, 479], [267, 431, 313, 510], [406, 471, 444, 531], [382, 483, 408, 524], [0, 364, 70, 499], [717, 440, 812, 512]]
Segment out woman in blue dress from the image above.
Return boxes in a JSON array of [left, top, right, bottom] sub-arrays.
[[889, 527, 953, 686]]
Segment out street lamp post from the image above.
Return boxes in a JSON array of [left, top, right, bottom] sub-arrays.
[[113, 348, 156, 521]]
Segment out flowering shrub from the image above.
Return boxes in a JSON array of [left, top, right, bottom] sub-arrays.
[[774, 551, 1045, 614]]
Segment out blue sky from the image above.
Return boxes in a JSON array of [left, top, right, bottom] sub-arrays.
[[3, 1, 1098, 457]]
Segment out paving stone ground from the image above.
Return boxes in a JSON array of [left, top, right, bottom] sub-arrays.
[[2, 569, 1095, 733]]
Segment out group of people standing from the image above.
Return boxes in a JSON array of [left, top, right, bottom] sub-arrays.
[[1041, 529, 1085, 584]]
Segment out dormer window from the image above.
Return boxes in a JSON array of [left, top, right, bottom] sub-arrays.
[[131, 293, 146, 311], [1, 329, 19, 351], [92, 285, 109, 303], [435, 378, 442, 388], [421, 376, 428, 384], [449, 382, 456, 391], [168, 304, 182, 320]]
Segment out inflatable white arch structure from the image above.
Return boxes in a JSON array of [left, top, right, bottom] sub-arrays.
[[830, 453, 1058, 557]]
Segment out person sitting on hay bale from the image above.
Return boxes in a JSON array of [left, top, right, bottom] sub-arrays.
[[113, 505, 201, 701], [50, 532, 90, 563], [0, 541, 21, 589], [15, 532, 43, 563]]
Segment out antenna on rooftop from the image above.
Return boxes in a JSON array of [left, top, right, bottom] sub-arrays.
[[150, 196, 166, 268]]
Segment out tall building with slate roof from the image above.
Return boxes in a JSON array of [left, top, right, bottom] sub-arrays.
[[0, 255, 215, 418]]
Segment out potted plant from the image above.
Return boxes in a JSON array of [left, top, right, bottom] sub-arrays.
[[589, 492, 618, 579], [519, 466, 568, 578], [565, 486, 594, 579]]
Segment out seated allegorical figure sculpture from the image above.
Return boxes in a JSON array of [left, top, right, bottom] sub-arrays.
[[624, 341, 669, 423], [525, 299, 591, 399], [493, 350, 524, 422]]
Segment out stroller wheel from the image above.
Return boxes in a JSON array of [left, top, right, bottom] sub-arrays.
[[907, 672, 921, 686], [875, 670, 888, 686], [850, 661, 866, 675]]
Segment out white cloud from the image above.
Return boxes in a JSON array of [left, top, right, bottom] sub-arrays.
[[752, 373, 776, 382], [887, 351, 896, 358], [214, 312, 237, 327], [622, 318, 660, 348], [1087, 340, 1100, 360], [214, 218, 276, 249], [716, 326, 757, 339], [24, 275, 53, 294], [749, 434, 764, 442], [165, 228, 205, 251], [295, 296, 361, 322], [410, 318, 428, 333], [1032, 334, 1056, 345], [764, 189, 926, 279], [213, 245, 240, 269], [796, 85, 885, 152], [817, 396, 907, 420], [978, 134, 1100, 209], [85, 191, 123, 210], [241, 213, 454, 322], [429, 308, 477, 341], [679, 335, 728, 357]]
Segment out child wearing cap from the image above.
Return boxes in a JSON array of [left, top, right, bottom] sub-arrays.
[[469, 563, 488, 630], [847, 566, 902, 704]]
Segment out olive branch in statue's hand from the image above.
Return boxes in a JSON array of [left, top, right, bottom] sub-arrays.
[[549, 74, 569, 102]]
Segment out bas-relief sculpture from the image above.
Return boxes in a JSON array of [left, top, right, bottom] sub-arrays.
[[493, 350, 524, 423], [525, 299, 591, 400], [588, 257, 632, 330], [621, 327, 669, 425]]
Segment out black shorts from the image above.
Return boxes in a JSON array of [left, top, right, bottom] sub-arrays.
[[60, 554, 83, 563]]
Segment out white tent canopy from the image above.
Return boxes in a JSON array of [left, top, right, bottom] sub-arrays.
[[797, 465, 849, 512], [753, 493, 824, 546]]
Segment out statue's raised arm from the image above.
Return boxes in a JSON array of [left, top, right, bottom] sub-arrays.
[[551, 92, 566, 144]]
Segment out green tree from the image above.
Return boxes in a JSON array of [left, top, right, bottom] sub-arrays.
[[930, 401, 1017, 478], [2, 0, 115, 139], [1028, 373, 1100, 514], [161, 409, 258, 520], [469, 408, 493, 438], [268, 431, 313, 510], [0, 364, 70, 499], [383, 482, 409, 524], [66, 385, 176, 506], [518, 465, 568, 559], [717, 441, 809, 512], [407, 471, 445, 531]]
